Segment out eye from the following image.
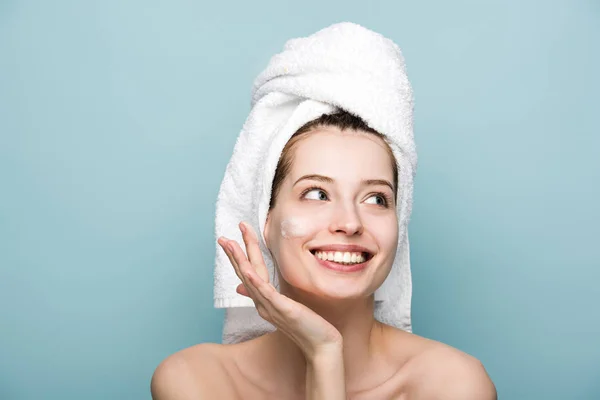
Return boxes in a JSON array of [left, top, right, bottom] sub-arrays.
[[365, 193, 391, 208], [302, 187, 328, 201], [301, 186, 392, 208]]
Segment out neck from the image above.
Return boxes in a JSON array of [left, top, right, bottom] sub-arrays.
[[260, 286, 388, 394]]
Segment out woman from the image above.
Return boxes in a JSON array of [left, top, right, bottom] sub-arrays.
[[151, 111, 497, 399], [153, 21, 497, 398]]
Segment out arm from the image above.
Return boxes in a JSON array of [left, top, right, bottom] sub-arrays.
[[305, 345, 346, 400]]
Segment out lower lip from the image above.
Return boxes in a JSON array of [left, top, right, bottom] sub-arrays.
[[311, 253, 371, 272]]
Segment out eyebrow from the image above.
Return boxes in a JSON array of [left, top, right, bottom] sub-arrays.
[[293, 174, 394, 192]]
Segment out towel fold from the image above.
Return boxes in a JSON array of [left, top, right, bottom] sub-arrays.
[[214, 21, 417, 344]]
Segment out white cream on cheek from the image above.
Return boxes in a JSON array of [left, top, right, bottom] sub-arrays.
[[280, 216, 312, 239]]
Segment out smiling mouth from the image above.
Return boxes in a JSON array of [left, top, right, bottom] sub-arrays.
[[309, 249, 374, 264], [308, 249, 374, 272]]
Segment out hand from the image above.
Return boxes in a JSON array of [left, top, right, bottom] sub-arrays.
[[217, 221, 343, 360]]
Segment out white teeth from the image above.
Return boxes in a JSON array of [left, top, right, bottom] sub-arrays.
[[313, 250, 366, 264]]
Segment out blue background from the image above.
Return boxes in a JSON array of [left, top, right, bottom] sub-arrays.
[[1, 1, 599, 399]]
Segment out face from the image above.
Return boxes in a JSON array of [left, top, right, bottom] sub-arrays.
[[263, 127, 399, 301]]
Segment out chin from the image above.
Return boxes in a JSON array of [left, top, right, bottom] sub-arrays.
[[318, 292, 368, 302], [282, 277, 370, 301]]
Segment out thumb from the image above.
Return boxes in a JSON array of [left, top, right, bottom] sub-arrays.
[[236, 283, 250, 297]]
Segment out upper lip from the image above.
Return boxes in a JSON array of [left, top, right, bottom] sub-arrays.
[[309, 244, 374, 257]]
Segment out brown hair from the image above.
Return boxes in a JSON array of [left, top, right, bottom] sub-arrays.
[[268, 110, 399, 210]]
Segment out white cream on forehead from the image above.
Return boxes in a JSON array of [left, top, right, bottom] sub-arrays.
[[280, 217, 311, 239]]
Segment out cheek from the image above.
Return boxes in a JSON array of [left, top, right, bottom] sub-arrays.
[[366, 216, 399, 253], [384, 218, 399, 245], [275, 216, 320, 281], [280, 216, 317, 239], [384, 222, 400, 263]]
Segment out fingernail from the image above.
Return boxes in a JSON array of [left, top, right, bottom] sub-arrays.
[[239, 222, 246, 233]]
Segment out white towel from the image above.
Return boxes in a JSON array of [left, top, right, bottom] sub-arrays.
[[213, 21, 417, 345]]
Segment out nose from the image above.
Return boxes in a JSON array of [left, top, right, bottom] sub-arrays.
[[329, 204, 364, 236]]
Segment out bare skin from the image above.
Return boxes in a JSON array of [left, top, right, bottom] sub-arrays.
[[151, 127, 497, 399], [217, 324, 452, 399], [151, 325, 494, 399]]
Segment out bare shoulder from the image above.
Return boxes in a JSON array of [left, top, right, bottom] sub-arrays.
[[402, 336, 497, 400], [150, 343, 235, 400]]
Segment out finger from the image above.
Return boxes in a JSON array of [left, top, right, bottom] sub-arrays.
[[243, 269, 276, 321], [244, 266, 292, 315], [223, 240, 259, 301], [218, 238, 244, 282], [218, 238, 258, 302], [220, 237, 265, 305], [239, 222, 270, 283], [228, 240, 264, 302]]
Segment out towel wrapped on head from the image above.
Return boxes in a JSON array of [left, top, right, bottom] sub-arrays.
[[213, 22, 417, 344]]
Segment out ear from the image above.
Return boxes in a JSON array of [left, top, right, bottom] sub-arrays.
[[263, 212, 271, 247]]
